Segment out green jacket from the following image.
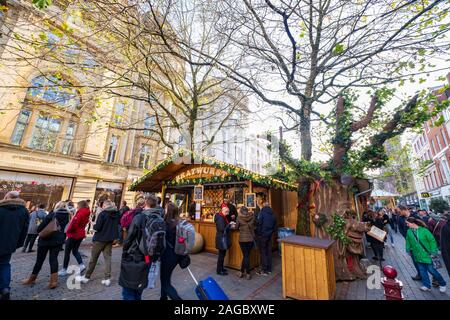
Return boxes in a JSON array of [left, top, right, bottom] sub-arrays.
[[405, 227, 438, 264]]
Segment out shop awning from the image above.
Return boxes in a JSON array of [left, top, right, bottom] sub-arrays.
[[129, 150, 298, 192], [370, 189, 400, 198]]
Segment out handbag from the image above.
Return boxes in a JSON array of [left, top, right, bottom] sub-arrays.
[[178, 254, 191, 269], [119, 252, 150, 290], [38, 217, 61, 239], [412, 230, 442, 269]]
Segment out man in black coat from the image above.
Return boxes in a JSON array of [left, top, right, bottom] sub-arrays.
[[256, 202, 277, 276], [119, 194, 158, 299], [440, 213, 450, 279], [0, 191, 29, 300], [77, 200, 119, 286]]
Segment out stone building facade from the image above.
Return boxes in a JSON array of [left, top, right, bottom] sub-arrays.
[[0, 1, 170, 210]]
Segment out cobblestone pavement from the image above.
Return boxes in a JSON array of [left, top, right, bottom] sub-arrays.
[[9, 237, 284, 300], [335, 232, 450, 300], [8, 232, 450, 300]]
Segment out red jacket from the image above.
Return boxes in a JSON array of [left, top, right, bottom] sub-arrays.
[[66, 207, 90, 240]]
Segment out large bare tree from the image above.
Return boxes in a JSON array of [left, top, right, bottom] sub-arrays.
[[0, 0, 249, 157]]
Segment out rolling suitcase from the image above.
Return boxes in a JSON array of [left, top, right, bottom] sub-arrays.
[[187, 267, 229, 300]]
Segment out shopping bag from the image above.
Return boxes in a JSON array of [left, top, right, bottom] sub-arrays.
[[146, 260, 161, 289]]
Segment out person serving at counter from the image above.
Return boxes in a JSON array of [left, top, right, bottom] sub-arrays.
[[215, 204, 233, 276]]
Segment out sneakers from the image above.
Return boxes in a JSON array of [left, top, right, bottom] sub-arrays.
[[256, 270, 269, 276], [236, 272, 244, 278], [75, 275, 90, 284], [420, 286, 431, 292], [58, 269, 68, 276], [439, 286, 446, 293], [246, 273, 252, 280], [78, 264, 86, 274], [411, 275, 422, 281], [101, 279, 111, 286]]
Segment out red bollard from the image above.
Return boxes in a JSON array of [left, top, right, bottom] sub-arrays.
[[381, 265, 404, 300]]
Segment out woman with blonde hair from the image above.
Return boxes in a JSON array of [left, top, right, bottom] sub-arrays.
[[22, 201, 70, 289]]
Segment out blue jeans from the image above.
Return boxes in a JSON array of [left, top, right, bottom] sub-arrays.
[[386, 225, 394, 244], [417, 262, 446, 289], [122, 287, 144, 300], [0, 254, 12, 291]]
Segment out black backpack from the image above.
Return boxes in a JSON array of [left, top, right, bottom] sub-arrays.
[[138, 213, 166, 259]]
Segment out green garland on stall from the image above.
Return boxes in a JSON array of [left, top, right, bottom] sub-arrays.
[[129, 149, 298, 191]]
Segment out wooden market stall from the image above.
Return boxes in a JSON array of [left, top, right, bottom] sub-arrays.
[[129, 150, 298, 270]]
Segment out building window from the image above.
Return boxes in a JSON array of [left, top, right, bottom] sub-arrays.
[[442, 130, 448, 146], [29, 115, 61, 151], [61, 122, 77, 155], [113, 103, 125, 126], [431, 139, 437, 155], [107, 135, 119, 163], [28, 75, 80, 110], [143, 114, 156, 136], [139, 144, 152, 169], [436, 135, 443, 151], [10, 109, 32, 145]]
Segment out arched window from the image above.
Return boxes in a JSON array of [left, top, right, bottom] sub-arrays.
[[27, 75, 81, 110], [10, 74, 81, 154]]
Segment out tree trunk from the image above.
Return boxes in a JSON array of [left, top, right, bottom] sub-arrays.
[[296, 100, 312, 236], [299, 112, 312, 161], [296, 177, 311, 236]]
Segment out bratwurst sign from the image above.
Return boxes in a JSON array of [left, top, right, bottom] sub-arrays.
[[174, 166, 229, 182]]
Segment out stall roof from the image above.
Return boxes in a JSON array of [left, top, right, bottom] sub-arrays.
[[129, 150, 298, 192]]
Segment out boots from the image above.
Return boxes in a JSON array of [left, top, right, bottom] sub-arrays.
[[47, 273, 58, 289], [22, 274, 37, 285]]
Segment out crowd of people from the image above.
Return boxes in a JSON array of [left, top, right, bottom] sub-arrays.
[[363, 205, 450, 293], [0, 188, 278, 301], [2, 187, 450, 300]]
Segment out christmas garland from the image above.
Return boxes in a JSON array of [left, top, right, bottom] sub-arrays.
[[324, 213, 351, 245], [129, 149, 298, 191]]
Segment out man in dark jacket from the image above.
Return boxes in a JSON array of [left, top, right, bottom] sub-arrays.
[[224, 198, 238, 222], [76, 200, 119, 286], [441, 212, 450, 279], [0, 191, 29, 300], [256, 202, 277, 276], [119, 194, 158, 300]]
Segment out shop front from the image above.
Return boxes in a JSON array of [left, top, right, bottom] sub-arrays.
[[0, 170, 73, 210], [129, 151, 298, 270]]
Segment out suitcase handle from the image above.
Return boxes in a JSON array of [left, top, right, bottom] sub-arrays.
[[186, 267, 199, 286]]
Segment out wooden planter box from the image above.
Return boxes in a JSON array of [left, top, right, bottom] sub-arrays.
[[281, 235, 336, 300]]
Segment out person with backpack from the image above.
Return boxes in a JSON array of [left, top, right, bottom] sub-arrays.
[[119, 194, 166, 300], [215, 205, 232, 276], [58, 200, 91, 276], [22, 201, 70, 289], [255, 201, 277, 276], [160, 203, 183, 300], [236, 206, 256, 280], [121, 198, 145, 239], [22, 204, 47, 253], [116, 200, 130, 246], [76, 200, 120, 286], [405, 217, 446, 293]]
